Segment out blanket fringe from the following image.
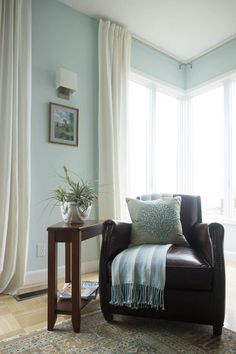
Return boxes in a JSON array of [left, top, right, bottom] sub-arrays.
[[110, 283, 165, 310]]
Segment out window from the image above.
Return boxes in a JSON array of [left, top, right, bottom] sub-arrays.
[[231, 81, 236, 217], [128, 72, 236, 221], [154, 91, 178, 192], [128, 77, 179, 198], [191, 86, 224, 216], [128, 81, 149, 197], [190, 81, 236, 220]]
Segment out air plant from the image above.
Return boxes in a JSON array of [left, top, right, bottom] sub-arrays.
[[50, 166, 97, 212]]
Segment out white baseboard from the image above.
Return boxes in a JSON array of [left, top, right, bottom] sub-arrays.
[[24, 259, 99, 288], [81, 259, 99, 274], [224, 251, 236, 263]]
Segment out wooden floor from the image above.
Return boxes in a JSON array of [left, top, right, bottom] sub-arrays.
[[0, 272, 99, 341], [0, 264, 235, 342]]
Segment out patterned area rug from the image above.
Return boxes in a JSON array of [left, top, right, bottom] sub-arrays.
[[0, 311, 235, 354]]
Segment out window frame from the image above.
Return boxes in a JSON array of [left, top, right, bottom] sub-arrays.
[[128, 69, 236, 223]]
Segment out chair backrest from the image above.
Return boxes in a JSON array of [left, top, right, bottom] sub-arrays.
[[137, 194, 202, 242]]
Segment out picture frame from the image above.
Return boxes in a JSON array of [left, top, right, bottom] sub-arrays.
[[49, 103, 79, 146]]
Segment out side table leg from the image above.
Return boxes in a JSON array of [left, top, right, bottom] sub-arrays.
[[65, 242, 71, 283], [72, 231, 81, 333], [48, 231, 58, 331]]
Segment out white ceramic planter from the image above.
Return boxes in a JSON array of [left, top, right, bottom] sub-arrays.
[[60, 202, 92, 223]]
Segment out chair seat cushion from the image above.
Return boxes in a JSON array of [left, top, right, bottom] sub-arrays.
[[109, 246, 212, 291], [165, 245, 212, 290]]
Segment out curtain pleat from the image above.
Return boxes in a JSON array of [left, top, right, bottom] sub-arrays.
[[0, 0, 31, 294], [98, 19, 131, 220]]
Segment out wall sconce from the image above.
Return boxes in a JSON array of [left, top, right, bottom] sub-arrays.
[[56, 67, 78, 100]]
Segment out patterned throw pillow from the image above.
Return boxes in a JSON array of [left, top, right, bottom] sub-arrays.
[[126, 196, 188, 245]]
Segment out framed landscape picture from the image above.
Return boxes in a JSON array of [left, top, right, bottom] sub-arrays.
[[49, 103, 79, 146]]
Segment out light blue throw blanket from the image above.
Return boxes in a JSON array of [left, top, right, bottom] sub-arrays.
[[110, 244, 171, 309]]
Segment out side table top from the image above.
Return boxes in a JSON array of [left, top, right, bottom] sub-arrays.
[[47, 220, 104, 231]]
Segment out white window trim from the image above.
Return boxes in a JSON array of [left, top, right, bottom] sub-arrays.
[[130, 69, 185, 99], [186, 68, 236, 97]]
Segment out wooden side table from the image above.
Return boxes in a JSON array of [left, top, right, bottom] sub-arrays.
[[47, 220, 103, 333]]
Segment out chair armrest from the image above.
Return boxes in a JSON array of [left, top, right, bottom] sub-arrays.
[[99, 220, 131, 312], [208, 222, 225, 271], [190, 223, 214, 265], [100, 219, 131, 262], [189, 222, 224, 268], [208, 223, 225, 328]]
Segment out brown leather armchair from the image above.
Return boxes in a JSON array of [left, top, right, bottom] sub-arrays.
[[99, 194, 225, 336]]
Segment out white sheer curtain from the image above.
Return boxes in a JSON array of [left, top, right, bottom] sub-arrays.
[[98, 19, 131, 220], [0, 0, 31, 294]]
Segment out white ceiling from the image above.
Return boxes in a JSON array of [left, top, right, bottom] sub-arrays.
[[59, 0, 236, 62]]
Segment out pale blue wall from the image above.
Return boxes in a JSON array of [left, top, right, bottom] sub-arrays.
[[28, 0, 99, 272], [131, 39, 184, 89], [186, 39, 236, 89], [132, 37, 236, 91]]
